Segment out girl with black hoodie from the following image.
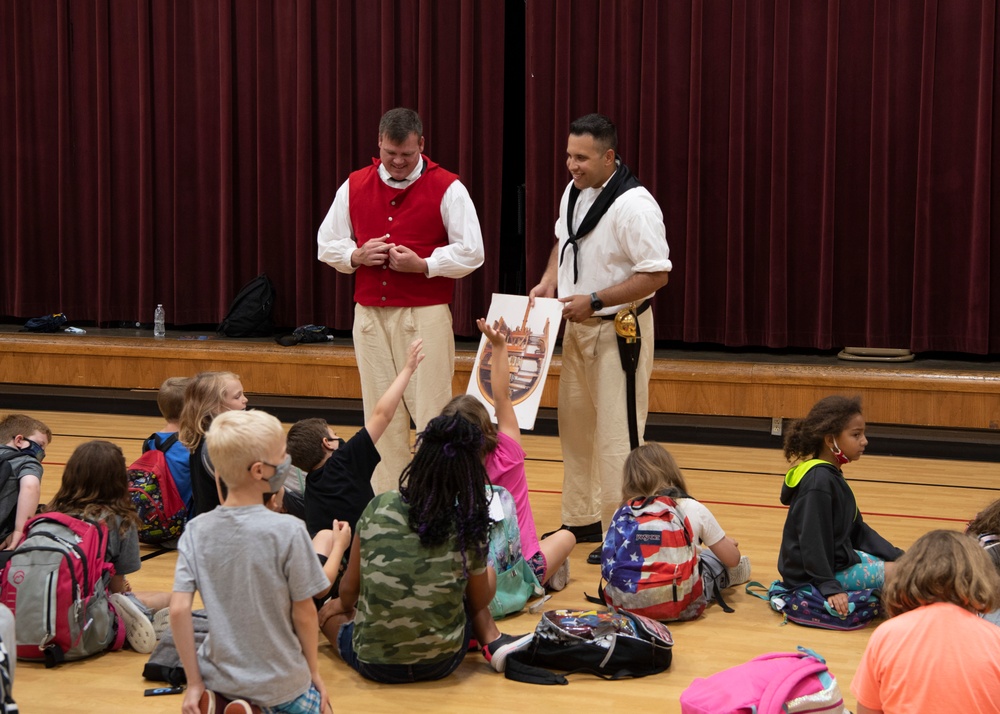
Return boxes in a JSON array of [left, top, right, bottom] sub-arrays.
[[778, 395, 903, 617]]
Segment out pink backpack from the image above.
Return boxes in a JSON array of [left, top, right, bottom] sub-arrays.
[[679, 647, 846, 714]]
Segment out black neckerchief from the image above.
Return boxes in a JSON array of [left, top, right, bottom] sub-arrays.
[[559, 158, 642, 283]]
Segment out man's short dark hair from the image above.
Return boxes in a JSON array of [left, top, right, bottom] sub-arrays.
[[379, 108, 423, 143], [569, 113, 618, 154]]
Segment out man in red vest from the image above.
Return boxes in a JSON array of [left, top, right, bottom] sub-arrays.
[[317, 108, 484, 493]]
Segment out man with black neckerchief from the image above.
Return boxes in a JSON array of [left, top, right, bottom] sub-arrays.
[[530, 113, 671, 564]]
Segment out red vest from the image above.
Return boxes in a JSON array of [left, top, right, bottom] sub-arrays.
[[348, 157, 458, 307]]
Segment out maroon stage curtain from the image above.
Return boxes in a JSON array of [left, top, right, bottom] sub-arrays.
[[0, 0, 503, 335], [5, 1, 1000, 353], [525, 0, 1000, 353]]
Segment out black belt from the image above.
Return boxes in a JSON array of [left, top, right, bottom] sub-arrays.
[[599, 299, 651, 320]]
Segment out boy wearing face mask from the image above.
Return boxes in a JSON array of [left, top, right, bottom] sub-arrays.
[[171, 409, 335, 714], [286, 338, 425, 541], [0, 414, 52, 550]]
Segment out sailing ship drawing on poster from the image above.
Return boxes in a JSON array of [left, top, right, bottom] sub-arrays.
[[476, 301, 551, 407]]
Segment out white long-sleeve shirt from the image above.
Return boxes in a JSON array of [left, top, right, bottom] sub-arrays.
[[317, 160, 484, 278]]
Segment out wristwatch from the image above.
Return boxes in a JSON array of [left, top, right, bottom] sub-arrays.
[[590, 292, 603, 312]]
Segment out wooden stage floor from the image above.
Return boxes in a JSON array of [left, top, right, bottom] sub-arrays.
[[10, 409, 999, 713]]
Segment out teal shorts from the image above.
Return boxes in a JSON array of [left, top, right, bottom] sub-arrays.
[[834, 550, 886, 590]]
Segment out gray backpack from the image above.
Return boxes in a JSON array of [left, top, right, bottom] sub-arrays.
[[0, 513, 125, 666]]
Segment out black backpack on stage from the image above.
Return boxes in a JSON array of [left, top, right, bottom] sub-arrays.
[[217, 273, 275, 337]]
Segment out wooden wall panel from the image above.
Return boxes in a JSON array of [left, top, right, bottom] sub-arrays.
[[2, 334, 999, 429]]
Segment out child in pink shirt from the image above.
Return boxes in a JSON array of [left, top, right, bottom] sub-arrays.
[[442, 319, 576, 589]]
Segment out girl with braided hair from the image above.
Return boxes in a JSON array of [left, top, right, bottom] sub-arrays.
[[318, 412, 530, 682]]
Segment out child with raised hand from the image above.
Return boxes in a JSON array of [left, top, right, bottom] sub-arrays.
[[45, 440, 162, 654], [779, 395, 903, 617], [0, 413, 52, 550], [318, 413, 530, 681], [286, 338, 425, 606], [620, 442, 751, 591], [851, 530, 1000, 714], [441, 318, 575, 590], [178, 371, 248, 517], [171, 409, 331, 714]]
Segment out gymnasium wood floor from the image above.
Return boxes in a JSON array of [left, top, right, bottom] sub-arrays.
[[13, 409, 998, 713]]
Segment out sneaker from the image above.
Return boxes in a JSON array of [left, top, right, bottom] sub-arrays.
[[199, 690, 227, 714], [152, 607, 172, 639], [482, 633, 533, 673], [223, 700, 262, 714], [541, 522, 603, 543], [726, 555, 752, 586], [546, 558, 570, 591], [586, 545, 603, 565], [109, 592, 156, 654], [122, 591, 154, 619]]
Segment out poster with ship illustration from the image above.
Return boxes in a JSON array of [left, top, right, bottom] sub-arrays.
[[466, 293, 562, 430]]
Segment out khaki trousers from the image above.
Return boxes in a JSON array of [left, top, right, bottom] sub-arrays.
[[558, 308, 654, 531], [353, 303, 455, 494]]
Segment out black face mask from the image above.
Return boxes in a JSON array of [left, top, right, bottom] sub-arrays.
[[21, 439, 45, 462], [331, 437, 346, 451]]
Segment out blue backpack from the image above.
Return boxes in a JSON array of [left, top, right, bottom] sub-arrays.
[[748, 580, 881, 630]]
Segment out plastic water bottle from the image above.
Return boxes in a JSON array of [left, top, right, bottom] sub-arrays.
[[154, 304, 166, 338]]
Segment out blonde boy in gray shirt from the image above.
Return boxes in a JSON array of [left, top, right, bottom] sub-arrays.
[[170, 409, 338, 714]]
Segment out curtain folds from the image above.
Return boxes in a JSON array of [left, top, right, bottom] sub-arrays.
[[4, 1, 1000, 352], [525, 0, 1000, 353], [0, 0, 503, 335]]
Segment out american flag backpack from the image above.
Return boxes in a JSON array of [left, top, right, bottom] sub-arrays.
[[600, 493, 707, 621]]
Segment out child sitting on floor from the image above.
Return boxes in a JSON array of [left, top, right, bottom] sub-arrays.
[[620, 442, 752, 595], [178, 371, 248, 517], [0, 414, 52, 550], [45, 440, 165, 654], [966, 497, 1000, 627], [778, 395, 903, 617], [317, 413, 531, 681], [285, 338, 424, 605], [143, 377, 194, 515], [441, 318, 575, 591], [851, 529, 1000, 713], [171, 409, 331, 714]]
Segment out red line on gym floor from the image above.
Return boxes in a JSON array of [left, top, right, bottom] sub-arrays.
[[528, 490, 967, 523]]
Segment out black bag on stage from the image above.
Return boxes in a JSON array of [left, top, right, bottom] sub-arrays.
[[217, 274, 275, 337], [21, 313, 68, 333]]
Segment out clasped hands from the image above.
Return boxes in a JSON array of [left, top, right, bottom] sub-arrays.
[[352, 235, 426, 273]]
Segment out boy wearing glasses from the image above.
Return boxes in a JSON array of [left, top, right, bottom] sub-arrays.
[[171, 409, 333, 714], [0, 414, 52, 550]]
